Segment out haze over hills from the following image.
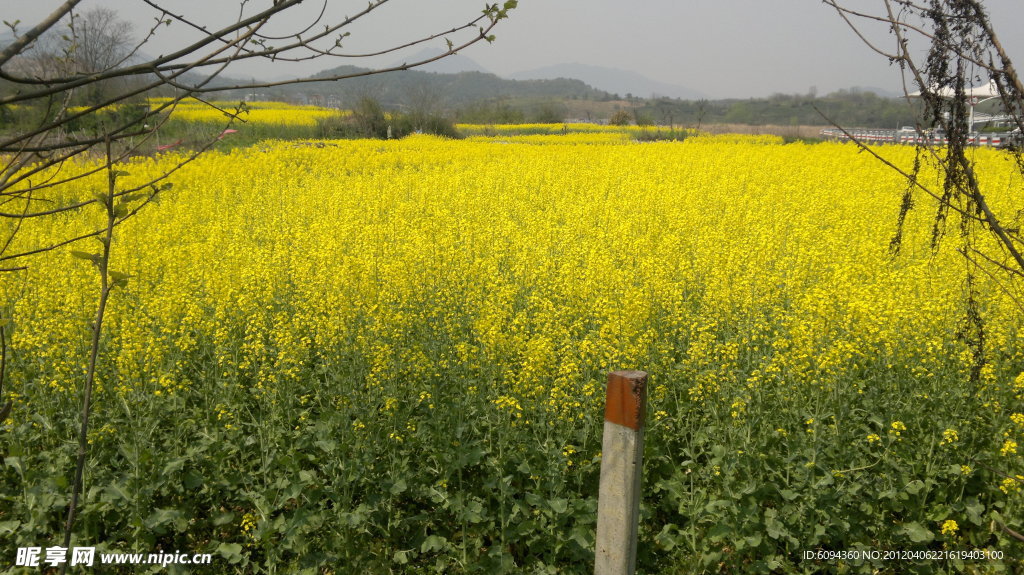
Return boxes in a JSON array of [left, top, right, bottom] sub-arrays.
[[510, 62, 705, 100], [389, 50, 705, 100], [391, 48, 493, 75], [0, 27, 894, 106], [2, 30, 916, 128], [298, 64, 611, 108]]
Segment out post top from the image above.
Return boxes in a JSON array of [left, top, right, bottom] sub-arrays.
[[604, 370, 648, 430], [609, 369, 648, 380]]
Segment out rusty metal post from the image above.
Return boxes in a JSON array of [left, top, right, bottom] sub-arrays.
[[594, 370, 648, 575]]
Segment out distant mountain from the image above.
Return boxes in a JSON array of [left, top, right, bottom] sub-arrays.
[[289, 64, 612, 108], [510, 63, 705, 100], [392, 47, 492, 75]]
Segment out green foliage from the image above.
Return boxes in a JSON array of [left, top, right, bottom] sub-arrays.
[[528, 101, 567, 124], [396, 110, 461, 140], [317, 97, 462, 140], [608, 110, 632, 126], [633, 90, 920, 128], [351, 96, 389, 139], [2, 302, 1021, 573], [456, 100, 524, 124]]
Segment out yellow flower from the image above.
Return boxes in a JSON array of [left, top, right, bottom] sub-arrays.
[[999, 477, 1022, 495], [940, 428, 958, 445], [940, 519, 958, 536], [1000, 439, 1017, 457], [241, 513, 257, 534], [866, 433, 881, 444]]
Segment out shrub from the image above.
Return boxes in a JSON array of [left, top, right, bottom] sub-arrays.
[[609, 109, 632, 126]]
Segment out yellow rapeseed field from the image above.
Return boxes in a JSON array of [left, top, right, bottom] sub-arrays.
[[2, 132, 1022, 572], [150, 97, 346, 127]]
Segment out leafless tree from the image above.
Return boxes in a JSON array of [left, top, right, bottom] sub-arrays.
[[824, 0, 1024, 542], [0, 1, 516, 563], [1, 0, 516, 266], [822, 0, 1024, 277]]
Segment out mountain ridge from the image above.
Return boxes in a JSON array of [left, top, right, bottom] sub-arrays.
[[509, 62, 705, 100]]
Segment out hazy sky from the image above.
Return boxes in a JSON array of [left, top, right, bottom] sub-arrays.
[[7, 1, 1024, 99]]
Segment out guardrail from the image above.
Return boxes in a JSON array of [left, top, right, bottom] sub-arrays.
[[820, 128, 1018, 148]]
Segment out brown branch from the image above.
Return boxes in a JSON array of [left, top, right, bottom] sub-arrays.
[[0, 0, 82, 66], [959, 248, 1024, 314], [812, 104, 986, 226]]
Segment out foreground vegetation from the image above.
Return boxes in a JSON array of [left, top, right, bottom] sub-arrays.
[[1, 132, 1022, 573]]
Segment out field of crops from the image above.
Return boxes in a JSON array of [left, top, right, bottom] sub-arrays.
[[1, 132, 1023, 573]]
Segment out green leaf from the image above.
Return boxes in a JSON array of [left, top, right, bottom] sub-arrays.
[[144, 508, 184, 531], [118, 192, 146, 204], [655, 524, 678, 550], [548, 497, 568, 514], [964, 497, 984, 525], [462, 498, 485, 523], [904, 479, 926, 495], [765, 509, 788, 540], [71, 251, 101, 265], [457, 446, 483, 467], [903, 522, 934, 543], [706, 523, 732, 541], [421, 535, 446, 553], [525, 492, 544, 508], [183, 470, 203, 489], [314, 439, 336, 453], [104, 482, 130, 502], [163, 458, 184, 475], [216, 542, 244, 564], [390, 478, 407, 495], [213, 512, 235, 526]]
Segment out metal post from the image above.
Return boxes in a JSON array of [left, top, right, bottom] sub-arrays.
[[594, 370, 648, 575]]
